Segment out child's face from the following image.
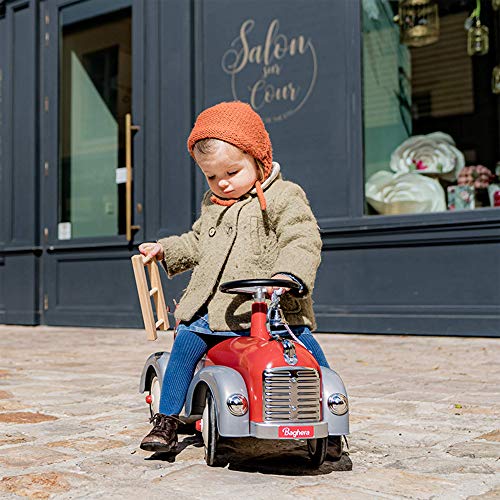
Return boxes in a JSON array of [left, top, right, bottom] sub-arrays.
[[195, 142, 258, 199]]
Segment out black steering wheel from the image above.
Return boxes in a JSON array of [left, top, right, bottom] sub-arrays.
[[219, 278, 301, 296]]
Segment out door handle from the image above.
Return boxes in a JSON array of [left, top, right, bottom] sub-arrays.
[[125, 113, 141, 241]]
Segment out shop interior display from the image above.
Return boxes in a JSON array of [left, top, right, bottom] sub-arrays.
[[466, 0, 490, 56], [447, 185, 476, 210], [457, 165, 495, 188], [488, 183, 500, 206], [366, 131, 456, 215], [363, 0, 498, 216], [394, 0, 492, 57], [450, 164, 500, 210], [365, 170, 446, 214], [492, 64, 500, 93], [394, 0, 440, 47], [390, 131, 464, 182], [367, 132, 500, 214]]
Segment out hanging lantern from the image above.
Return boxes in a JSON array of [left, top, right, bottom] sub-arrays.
[[465, 0, 489, 56], [492, 66, 500, 94], [394, 0, 440, 47], [467, 19, 489, 56]]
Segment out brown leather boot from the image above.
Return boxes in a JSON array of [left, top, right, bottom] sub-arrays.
[[140, 413, 179, 452]]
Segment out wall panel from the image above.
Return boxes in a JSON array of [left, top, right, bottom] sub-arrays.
[[44, 249, 144, 327], [0, 0, 39, 325], [194, 0, 360, 222], [315, 240, 500, 336], [6, 0, 37, 246], [0, 8, 6, 321], [3, 253, 38, 324]]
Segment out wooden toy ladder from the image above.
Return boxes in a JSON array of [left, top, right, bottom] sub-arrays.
[[131, 255, 169, 341]]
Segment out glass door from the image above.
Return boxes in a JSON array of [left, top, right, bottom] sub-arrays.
[[58, 3, 137, 240]]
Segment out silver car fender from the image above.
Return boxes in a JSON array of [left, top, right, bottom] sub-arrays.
[[184, 366, 250, 438], [139, 352, 170, 393], [321, 367, 350, 436]]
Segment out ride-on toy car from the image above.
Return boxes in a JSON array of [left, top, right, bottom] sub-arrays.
[[132, 257, 349, 467]]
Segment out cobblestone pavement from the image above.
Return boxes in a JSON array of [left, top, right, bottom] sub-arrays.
[[0, 325, 498, 499]]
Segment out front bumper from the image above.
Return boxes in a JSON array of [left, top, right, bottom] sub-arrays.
[[250, 421, 328, 439]]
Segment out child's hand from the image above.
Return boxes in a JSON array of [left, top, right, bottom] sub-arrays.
[[138, 242, 164, 264], [266, 274, 294, 296]]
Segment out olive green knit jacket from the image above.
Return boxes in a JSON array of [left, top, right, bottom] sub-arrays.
[[158, 173, 322, 331]]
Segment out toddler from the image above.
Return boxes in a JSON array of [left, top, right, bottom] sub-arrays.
[[139, 101, 330, 453]]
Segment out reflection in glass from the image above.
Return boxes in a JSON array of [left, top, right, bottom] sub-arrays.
[[59, 9, 131, 238]]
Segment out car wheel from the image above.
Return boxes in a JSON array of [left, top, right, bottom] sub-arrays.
[[202, 391, 227, 467], [326, 435, 344, 460], [148, 374, 161, 418], [307, 437, 328, 466]]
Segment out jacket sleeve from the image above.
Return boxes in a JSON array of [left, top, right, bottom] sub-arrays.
[[270, 183, 322, 295], [157, 216, 202, 278]]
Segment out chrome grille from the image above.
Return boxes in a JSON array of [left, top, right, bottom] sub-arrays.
[[263, 367, 321, 422]]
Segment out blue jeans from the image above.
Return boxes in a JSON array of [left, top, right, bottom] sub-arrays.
[[159, 316, 330, 416]]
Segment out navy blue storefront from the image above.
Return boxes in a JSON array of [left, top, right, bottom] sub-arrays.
[[0, 0, 499, 336]]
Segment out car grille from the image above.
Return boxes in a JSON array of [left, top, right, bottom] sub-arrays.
[[263, 367, 321, 422]]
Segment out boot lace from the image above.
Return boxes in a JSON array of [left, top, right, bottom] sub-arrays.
[[149, 413, 180, 433]]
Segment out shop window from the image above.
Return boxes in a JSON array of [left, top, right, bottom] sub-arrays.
[[362, 0, 500, 216], [59, 7, 131, 239]]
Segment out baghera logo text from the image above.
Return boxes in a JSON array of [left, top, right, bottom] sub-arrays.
[[278, 426, 314, 439]]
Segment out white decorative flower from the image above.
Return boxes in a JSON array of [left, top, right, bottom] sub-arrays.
[[366, 171, 446, 215], [390, 132, 464, 182]]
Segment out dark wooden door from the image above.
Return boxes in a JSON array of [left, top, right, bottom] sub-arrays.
[[40, 0, 146, 326]]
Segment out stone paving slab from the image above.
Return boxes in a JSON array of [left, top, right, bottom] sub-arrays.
[[0, 325, 498, 499]]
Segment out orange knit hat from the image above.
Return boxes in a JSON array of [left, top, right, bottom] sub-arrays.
[[187, 101, 273, 210]]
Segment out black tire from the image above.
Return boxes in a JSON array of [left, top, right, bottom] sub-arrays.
[[307, 437, 328, 466], [202, 391, 227, 467], [326, 435, 344, 460]]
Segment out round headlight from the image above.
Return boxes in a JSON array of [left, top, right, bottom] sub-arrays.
[[226, 394, 248, 416], [327, 393, 348, 415]]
